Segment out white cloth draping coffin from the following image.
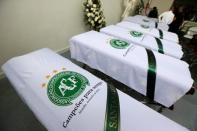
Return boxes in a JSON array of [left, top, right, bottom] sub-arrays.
[[117, 21, 179, 43], [70, 31, 193, 108], [133, 15, 158, 22], [100, 25, 183, 59], [1, 48, 190, 131], [123, 15, 169, 31]]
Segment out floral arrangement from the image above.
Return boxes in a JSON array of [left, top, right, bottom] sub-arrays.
[[135, 0, 144, 15], [83, 0, 106, 31]]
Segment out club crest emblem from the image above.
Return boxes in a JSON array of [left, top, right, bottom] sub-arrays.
[[141, 25, 150, 29], [130, 31, 143, 37], [110, 39, 129, 49], [143, 19, 149, 22], [47, 71, 89, 106]]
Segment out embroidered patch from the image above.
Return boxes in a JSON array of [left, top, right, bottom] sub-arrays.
[[143, 19, 149, 22], [110, 39, 130, 49], [47, 71, 89, 106], [130, 31, 143, 37], [141, 25, 150, 29]]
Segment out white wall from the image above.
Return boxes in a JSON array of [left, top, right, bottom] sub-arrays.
[[0, 0, 123, 76], [150, 0, 174, 14]]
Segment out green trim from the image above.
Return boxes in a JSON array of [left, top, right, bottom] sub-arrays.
[[155, 22, 158, 28], [146, 49, 157, 101], [110, 39, 130, 49], [104, 86, 120, 131], [155, 37, 164, 54], [159, 29, 163, 39]]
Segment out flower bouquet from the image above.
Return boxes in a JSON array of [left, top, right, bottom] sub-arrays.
[[83, 0, 106, 31]]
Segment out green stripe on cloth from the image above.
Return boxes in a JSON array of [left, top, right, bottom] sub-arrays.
[[155, 37, 164, 54], [104, 85, 120, 131], [155, 22, 158, 28], [146, 49, 157, 101], [158, 29, 163, 39]]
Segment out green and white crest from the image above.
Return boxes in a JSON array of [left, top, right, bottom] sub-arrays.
[[47, 71, 89, 106], [143, 19, 149, 22], [130, 31, 143, 37], [110, 39, 129, 49], [141, 24, 150, 29]]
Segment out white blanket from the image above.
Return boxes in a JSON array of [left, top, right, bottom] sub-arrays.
[[123, 15, 169, 31], [117, 21, 179, 43], [1, 48, 189, 131], [100, 25, 183, 59], [70, 31, 193, 108], [132, 15, 159, 22]]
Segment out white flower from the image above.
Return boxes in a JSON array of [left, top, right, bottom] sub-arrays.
[[95, 17, 99, 21], [93, 4, 97, 8], [91, 20, 94, 25], [87, 13, 91, 17], [88, 0, 92, 5], [96, 12, 99, 15], [92, 8, 96, 12], [98, 19, 102, 23]]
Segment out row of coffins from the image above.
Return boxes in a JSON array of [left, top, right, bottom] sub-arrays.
[[70, 31, 193, 108], [2, 15, 195, 130], [2, 48, 190, 131], [123, 15, 169, 31], [100, 25, 182, 59], [69, 15, 195, 129]]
